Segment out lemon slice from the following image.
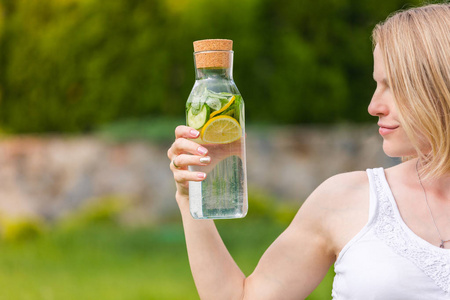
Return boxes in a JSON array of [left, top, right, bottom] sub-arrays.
[[201, 115, 242, 144], [210, 95, 236, 118]]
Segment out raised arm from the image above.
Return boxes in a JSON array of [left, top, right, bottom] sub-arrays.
[[167, 125, 368, 300], [168, 125, 247, 299]]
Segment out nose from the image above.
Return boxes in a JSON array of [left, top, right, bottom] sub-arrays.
[[368, 88, 389, 117]]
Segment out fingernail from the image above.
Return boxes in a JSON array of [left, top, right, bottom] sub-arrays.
[[198, 146, 208, 155], [198, 172, 206, 179], [200, 156, 211, 164], [190, 129, 200, 138]]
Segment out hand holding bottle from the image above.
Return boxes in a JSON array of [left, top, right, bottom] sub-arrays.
[[167, 125, 211, 200]]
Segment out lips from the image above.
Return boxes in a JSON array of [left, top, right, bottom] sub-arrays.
[[378, 123, 399, 136]]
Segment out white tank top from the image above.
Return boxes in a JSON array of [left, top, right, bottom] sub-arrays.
[[331, 168, 450, 300]]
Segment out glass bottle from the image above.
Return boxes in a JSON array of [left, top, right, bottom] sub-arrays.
[[186, 39, 248, 219]]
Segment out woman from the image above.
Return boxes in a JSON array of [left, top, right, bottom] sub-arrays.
[[167, 4, 450, 299]]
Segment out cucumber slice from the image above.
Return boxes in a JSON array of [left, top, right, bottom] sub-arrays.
[[187, 104, 210, 130]]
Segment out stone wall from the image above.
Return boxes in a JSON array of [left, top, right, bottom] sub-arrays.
[[0, 124, 399, 224]]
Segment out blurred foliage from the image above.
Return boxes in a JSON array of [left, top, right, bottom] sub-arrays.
[[247, 186, 298, 225], [0, 215, 46, 242], [0, 196, 130, 243], [59, 196, 131, 231], [95, 115, 184, 142], [0, 0, 424, 133]]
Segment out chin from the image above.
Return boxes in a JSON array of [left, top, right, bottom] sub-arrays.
[[382, 143, 416, 158]]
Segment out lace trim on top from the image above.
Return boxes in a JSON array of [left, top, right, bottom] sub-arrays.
[[372, 169, 450, 295]]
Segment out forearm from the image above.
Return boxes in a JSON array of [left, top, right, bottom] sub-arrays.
[[177, 193, 246, 300]]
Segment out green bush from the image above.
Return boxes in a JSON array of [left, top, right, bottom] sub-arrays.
[[0, 0, 423, 133], [95, 115, 184, 142], [59, 196, 131, 230], [247, 187, 298, 225], [0, 216, 46, 243]]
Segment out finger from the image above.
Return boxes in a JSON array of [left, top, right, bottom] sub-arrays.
[[170, 157, 183, 170], [171, 154, 211, 170], [168, 138, 208, 159], [175, 125, 200, 139], [174, 169, 206, 183]]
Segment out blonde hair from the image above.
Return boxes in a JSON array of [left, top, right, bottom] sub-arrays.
[[372, 3, 450, 179]]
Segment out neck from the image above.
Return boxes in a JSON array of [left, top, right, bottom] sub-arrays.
[[415, 159, 450, 200], [415, 158, 450, 248]]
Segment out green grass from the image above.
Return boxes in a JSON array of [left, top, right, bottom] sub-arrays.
[[0, 217, 334, 299]]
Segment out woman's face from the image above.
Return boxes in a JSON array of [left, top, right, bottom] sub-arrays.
[[368, 45, 418, 158]]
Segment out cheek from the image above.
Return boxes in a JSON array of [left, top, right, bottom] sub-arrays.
[[416, 134, 432, 154], [400, 121, 432, 154]]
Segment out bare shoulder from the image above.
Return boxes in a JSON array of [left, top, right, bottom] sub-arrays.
[[293, 170, 370, 256], [321, 170, 369, 190], [306, 170, 369, 209]]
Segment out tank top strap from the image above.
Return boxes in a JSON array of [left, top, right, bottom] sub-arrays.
[[365, 167, 385, 227]]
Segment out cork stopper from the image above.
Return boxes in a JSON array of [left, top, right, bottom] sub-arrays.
[[193, 39, 233, 69]]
